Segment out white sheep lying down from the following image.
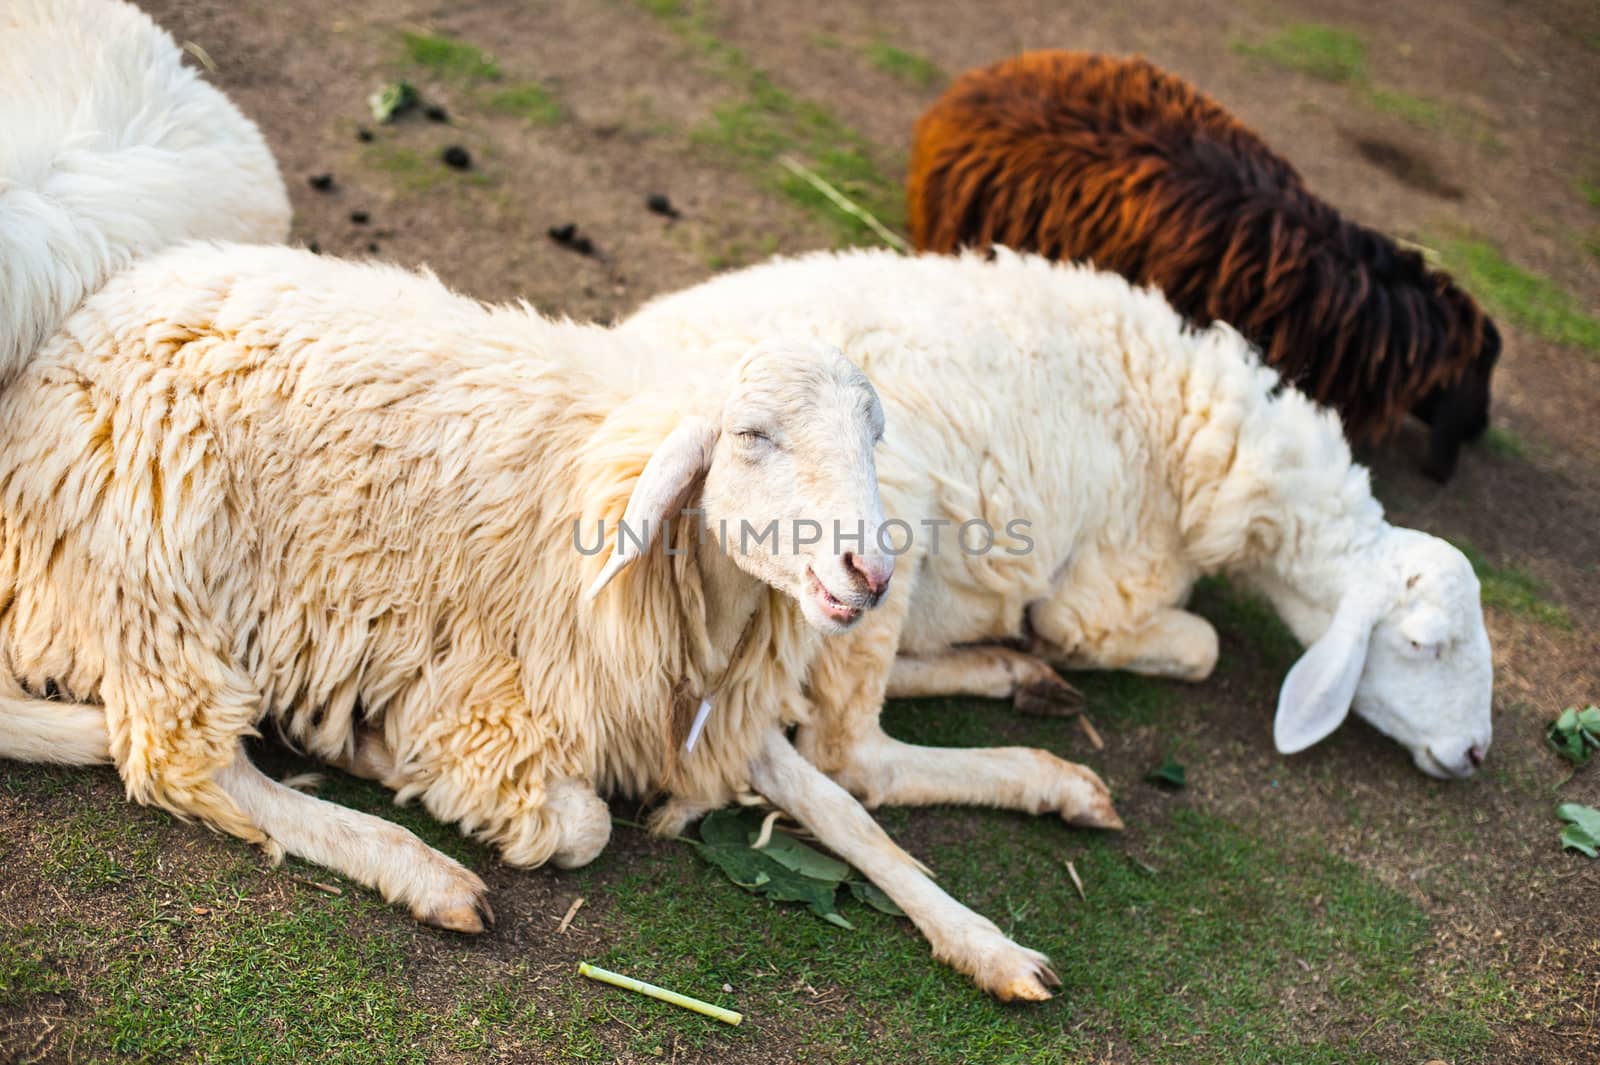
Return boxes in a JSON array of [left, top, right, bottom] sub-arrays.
[[0, 0, 290, 386], [621, 248, 1495, 807], [0, 242, 1116, 1002]]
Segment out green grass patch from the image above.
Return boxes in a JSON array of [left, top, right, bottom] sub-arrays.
[[402, 30, 501, 80], [1483, 424, 1529, 460], [3, 763, 504, 1063], [361, 141, 492, 194], [862, 39, 943, 87], [36, 804, 165, 892], [1455, 541, 1573, 630], [1356, 87, 1504, 146], [488, 82, 564, 125], [1580, 179, 1600, 209], [699, 231, 781, 271], [362, 142, 444, 192], [636, 0, 905, 247], [590, 802, 1504, 1063], [2, 739, 1520, 1061], [86, 899, 435, 1063], [1234, 23, 1367, 83], [1190, 576, 1304, 669], [0, 932, 70, 1005], [1360, 85, 1444, 127], [697, 74, 905, 245], [1357, 86, 1498, 143], [1237, 24, 1498, 143], [1437, 236, 1600, 355]]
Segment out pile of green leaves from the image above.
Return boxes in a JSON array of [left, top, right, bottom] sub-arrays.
[[1557, 803, 1600, 858], [688, 808, 903, 928], [1548, 705, 1600, 766]]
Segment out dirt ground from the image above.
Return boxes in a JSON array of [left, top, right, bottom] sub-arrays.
[[2, 0, 1598, 1062]]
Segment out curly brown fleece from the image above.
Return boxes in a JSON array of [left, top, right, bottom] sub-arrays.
[[908, 50, 1499, 481]]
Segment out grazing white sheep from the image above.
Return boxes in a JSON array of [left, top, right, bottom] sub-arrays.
[[621, 247, 1496, 803], [0, 242, 1113, 1002], [0, 0, 290, 387]]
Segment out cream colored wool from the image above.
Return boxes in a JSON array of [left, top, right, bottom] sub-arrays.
[[0, 242, 803, 858], [1, 0, 290, 387], [0, 242, 1092, 1001]]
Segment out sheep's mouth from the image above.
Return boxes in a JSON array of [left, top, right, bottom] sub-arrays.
[[1414, 747, 1476, 780], [805, 567, 862, 625]]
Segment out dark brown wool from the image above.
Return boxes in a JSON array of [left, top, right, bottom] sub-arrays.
[[908, 51, 1500, 481]]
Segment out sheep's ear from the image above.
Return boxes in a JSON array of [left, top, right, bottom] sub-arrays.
[[1274, 588, 1383, 754], [584, 416, 718, 602]]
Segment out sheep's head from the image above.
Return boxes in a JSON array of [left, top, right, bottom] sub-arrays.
[[1273, 529, 1493, 779], [586, 339, 893, 635]]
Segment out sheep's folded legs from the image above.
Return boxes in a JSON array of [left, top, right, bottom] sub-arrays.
[[886, 645, 1081, 714], [801, 724, 1121, 830], [747, 728, 1060, 1002], [1031, 605, 1219, 682]]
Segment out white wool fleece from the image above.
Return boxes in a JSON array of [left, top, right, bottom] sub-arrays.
[[0, 0, 291, 387], [622, 247, 1495, 778]]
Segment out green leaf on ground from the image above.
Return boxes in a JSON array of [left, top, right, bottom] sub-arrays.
[[369, 80, 419, 123], [691, 808, 909, 927], [1547, 705, 1600, 766], [1556, 803, 1600, 857], [1145, 757, 1187, 789], [753, 825, 851, 882], [848, 878, 905, 917]]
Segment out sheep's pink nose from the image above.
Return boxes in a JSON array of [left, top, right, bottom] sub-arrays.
[[1467, 744, 1486, 768], [843, 551, 893, 598]]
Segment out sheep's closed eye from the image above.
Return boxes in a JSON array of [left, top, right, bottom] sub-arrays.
[[734, 429, 773, 450]]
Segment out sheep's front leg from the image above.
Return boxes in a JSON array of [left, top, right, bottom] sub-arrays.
[[1032, 604, 1219, 682], [216, 750, 493, 933], [888, 646, 1082, 715], [748, 729, 1059, 1002]]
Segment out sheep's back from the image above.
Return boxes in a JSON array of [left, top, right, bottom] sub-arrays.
[[625, 248, 1203, 648], [0, 244, 597, 763]]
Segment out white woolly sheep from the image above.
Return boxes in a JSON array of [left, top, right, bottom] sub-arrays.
[[0, 242, 1115, 1002], [621, 247, 1496, 800], [0, 0, 290, 387]]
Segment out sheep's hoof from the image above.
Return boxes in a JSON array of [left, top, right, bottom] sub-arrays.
[[1068, 794, 1125, 832], [994, 964, 1061, 1003], [1013, 675, 1082, 717], [414, 866, 494, 934], [419, 893, 495, 935], [1054, 762, 1124, 831], [965, 934, 1061, 1003]]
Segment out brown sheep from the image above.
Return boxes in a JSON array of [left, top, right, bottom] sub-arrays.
[[907, 50, 1500, 482]]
